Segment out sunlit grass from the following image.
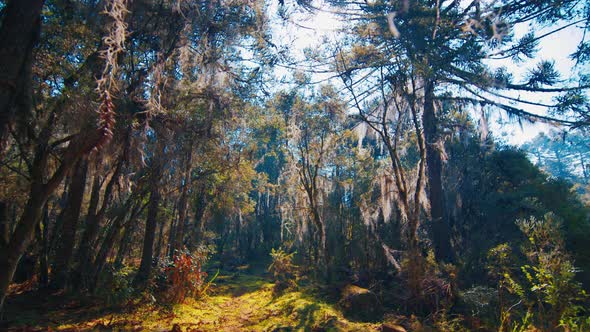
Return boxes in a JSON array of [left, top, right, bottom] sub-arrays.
[[9, 273, 379, 331]]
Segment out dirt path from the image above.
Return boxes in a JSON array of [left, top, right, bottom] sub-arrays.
[[1, 273, 379, 331]]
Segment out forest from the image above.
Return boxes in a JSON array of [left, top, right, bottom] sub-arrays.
[[1, 0, 590, 331]]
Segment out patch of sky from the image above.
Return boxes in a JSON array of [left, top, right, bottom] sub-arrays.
[[484, 21, 588, 145]]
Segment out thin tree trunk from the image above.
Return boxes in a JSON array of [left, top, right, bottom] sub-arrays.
[[0, 202, 8, 252], [90, 200, 138, 292], [166, 217, 176, 259], [133, 186, 160, 287], [114, 220, 137, 268], [51, 158, 88, 289], [154, 202, 166, 265], [190, 185, 208, 249], [170, 150, 192, 258], [90, 214, 126, 292], [48, 177, 70, 256], [75, 157, 123, 289], [39, 203, 49, 287], [72, 167, 101, 289], [306, 186, 328, 279], [579, 152, 588, 181]]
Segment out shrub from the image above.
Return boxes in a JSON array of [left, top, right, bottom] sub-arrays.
[[158, 248, 208, 303], [488, 213, 589, 331], [96, 265, 135, 307], [268, 248, 297, 293]]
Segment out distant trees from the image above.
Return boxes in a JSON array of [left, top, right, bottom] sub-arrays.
[[523, 130, 590, 184]]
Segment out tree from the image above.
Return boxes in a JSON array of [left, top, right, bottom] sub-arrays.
[[523, 130, 590, 185], [324, 0, 590, 262], [0, 0, 45, 159]]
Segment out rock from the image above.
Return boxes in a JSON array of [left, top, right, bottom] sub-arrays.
[[338, 284, 383, 322], [382, 323, 407, 332]]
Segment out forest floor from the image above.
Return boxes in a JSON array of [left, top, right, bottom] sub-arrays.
[[1, 268, 383, 331]]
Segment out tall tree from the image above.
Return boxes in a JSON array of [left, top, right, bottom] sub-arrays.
[[0, 0, 45, 158], [326, 0, 590, 262]]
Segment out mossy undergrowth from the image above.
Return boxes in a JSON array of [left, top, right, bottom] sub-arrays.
[[3, 272, 379, 331]]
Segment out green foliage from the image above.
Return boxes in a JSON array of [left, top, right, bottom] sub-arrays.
[[268, 248, 298, 293], [488, 214, 589, 331], [96, 265, 136, 307], [447, 143, 590, 286]]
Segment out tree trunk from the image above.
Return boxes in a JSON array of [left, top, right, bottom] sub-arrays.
[[579, 152, 588, 181], [161, 199, 176, 261], [51, 158, 88, 289], [0, 201, 8, 251], [307, 188, 328, 279], [154, 204, 166, 265], [90, 199, 140, 292], [114, 220, 137, 268], [190, 185, 208, 249], [90, 214, 126, 292], [48, 177, 70, 256], [75, 157, 122, 290], [39, 203, 49, 287], [0, 183, 49, 312], [0, 129, 96, 310], [422, 81, 453, 262], [133, 187, 160, 287], [0, 0, 45, 159], [72, 168, 101, 289], [166, 217, 176, 259], [170, 150, 192, 258]]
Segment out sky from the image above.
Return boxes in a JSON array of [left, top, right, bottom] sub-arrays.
[[489, 22, 586, 145], [267, 0, 587, 146]]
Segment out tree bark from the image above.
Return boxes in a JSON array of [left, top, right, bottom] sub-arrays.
[[0, 201, 8, 251], [166, 216, 176, 259], [38, 203, 49, 287], [75, 157, 123, 289], [422, 81, 453, 262], [90, 211, 127, 292], [0, 182, 48, 312], [170, 150, 192, 258], [154, 201, 166, 265], [90, 197, 144, 292], [114, 220, 137, 268], [48, 177, 70, 256], [0, 0, 45, 160], [133, 186, 160, 287], [51, 158, 88, 289], [72, 166, 101, 288], [190, 183, 208, 249]]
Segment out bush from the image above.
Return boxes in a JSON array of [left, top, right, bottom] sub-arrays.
[[268, 248, 297, 293], [158, 248, 209, 303], [488, 213, 589, 331], [96, 265, 135, 307]]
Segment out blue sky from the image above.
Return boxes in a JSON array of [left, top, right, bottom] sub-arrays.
[[268, 0, 588, 146]]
